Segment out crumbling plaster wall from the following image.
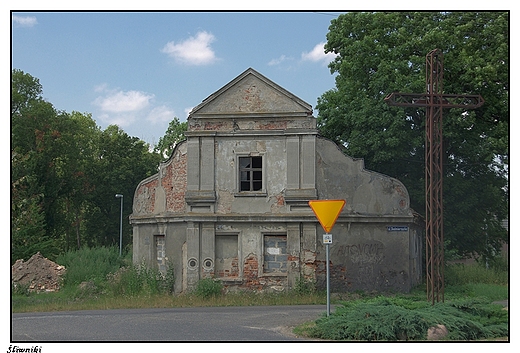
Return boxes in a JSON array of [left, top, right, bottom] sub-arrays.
[[313, 136, 421, 292], [214, 135, 287, 214], [316, 136, 410, 215]]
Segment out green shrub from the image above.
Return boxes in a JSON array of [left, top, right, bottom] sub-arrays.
[[57, 246, 123, 287], [194, 278, 223, 299], [306, 296, 508, 341]]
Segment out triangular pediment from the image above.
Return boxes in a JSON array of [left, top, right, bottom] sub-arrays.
[[189, 68, 312, 118]]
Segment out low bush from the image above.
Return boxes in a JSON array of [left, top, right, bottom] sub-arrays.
[[194, 278, 223, 299], [298, 262, 508, 341], [304, 296, 508, 341]]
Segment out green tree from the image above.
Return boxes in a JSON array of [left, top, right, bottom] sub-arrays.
[[154, 117, 187, 159], [85, 125, 161, 249], [11, 69, 62, 261], [11, 68, 43, 117], [12, 69, 162, 260], [316, 12, 508, 259]]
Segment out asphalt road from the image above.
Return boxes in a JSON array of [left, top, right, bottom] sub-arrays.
[[11, 305, 329, 342]]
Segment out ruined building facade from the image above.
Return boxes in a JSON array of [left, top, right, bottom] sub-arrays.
[[130, 68, 423, 294]]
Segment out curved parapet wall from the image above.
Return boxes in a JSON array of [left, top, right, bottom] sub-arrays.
[[132, 140, 188, 217], [316, 136, 411, 216]]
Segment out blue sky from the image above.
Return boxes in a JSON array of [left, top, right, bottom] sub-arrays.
[[12, 11, 344, 146]]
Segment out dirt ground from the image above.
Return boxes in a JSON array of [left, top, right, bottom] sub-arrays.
[[11, 252, 66, 292]]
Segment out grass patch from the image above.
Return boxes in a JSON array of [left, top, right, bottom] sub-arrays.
[[12, 246, 326, 312], [12, 288, 327, 313]]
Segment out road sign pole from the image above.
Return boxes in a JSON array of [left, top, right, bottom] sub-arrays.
[[309, 200, 345, 318], [326, 241, 330, 317]]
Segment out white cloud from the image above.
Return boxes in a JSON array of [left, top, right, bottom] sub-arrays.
[[147, 105, 176, 124], [97, 113, 136, 128], [301, 42, 338, 65], [268, 55, 294, 66], [92, 87, 155, 128], [93, 89, 154, 113], [12, 15, 38, 27], [184, 107, 194, 119], [161, 31, 217, 65], [94, 83, 109, 93]]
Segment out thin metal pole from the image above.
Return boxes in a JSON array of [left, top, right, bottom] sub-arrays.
[[326, 242, 330, 317], [119, 196, 123, 256]]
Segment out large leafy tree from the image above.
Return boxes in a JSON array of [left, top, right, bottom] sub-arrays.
[[12, 69, 62, 260], [12, 69, 162, 261], [85, 125, 161, 249], [154, 117, 187, 159], [316, 12, 508, 259]]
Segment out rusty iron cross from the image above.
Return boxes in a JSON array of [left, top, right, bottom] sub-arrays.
[[384, 49, 484, 304]]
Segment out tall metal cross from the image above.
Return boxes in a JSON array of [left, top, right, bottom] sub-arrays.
[[384, 49, 484, 304]]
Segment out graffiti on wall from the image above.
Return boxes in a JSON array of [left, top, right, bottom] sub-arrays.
[[334, 241, 386, 290], [336, 241, 385, 265]]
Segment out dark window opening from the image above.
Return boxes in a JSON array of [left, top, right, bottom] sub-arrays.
[[239, 156, 262, 191]]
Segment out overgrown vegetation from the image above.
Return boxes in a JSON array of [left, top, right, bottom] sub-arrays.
[[194, 278, 224, 299], [11, 247, 325, 313], [295, 261, 509, 341], [57, 246, 124, 288], [300, 295, 508, 341], [12, 247, 508, 341]]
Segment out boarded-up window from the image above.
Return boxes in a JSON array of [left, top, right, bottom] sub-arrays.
[[215, 235, 239, 278], [263, 235, 287, 274], [155, 235, 166, 275]]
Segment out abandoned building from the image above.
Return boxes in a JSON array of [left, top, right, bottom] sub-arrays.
[[130, 68, 424, 294]]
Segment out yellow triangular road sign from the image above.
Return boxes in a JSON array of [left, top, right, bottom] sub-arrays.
[[308, 200, 346, 233]]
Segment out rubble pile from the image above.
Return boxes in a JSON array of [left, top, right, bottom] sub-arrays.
[[12, 252, 66, 292]]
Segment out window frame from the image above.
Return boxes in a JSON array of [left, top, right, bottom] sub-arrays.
[[236, 154, 266, 195], [260, 233, 288, 277]]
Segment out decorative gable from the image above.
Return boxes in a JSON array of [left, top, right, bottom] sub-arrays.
[[189, 68, 312, 119]]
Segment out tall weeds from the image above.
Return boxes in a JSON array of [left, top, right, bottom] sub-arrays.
[[106, 260, 175, 297], [56, 246, 124, 287]]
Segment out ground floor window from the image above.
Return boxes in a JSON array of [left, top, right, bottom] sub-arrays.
[[263, 235, 287, 274], [215, 234, 239, 278], [155, 235, 166, 275]]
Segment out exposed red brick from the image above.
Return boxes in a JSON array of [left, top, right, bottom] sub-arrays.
[[134, 179, 158, 214], [164, 147, 187, 213], [256, 120, 288, 130]]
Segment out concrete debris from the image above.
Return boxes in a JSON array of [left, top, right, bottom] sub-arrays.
[[12, 252, 66, 292]]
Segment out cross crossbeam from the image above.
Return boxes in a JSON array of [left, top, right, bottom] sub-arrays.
[[384, 49, 484, 304]]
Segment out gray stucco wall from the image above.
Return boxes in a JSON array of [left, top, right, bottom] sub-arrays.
[[313, 137, 422, 292], [130, 68, 423, 295]]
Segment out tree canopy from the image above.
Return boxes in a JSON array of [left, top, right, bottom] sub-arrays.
[[316, 12, 508, 259], [154, 116, 187, 159], [11, 69, 162, 262]]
